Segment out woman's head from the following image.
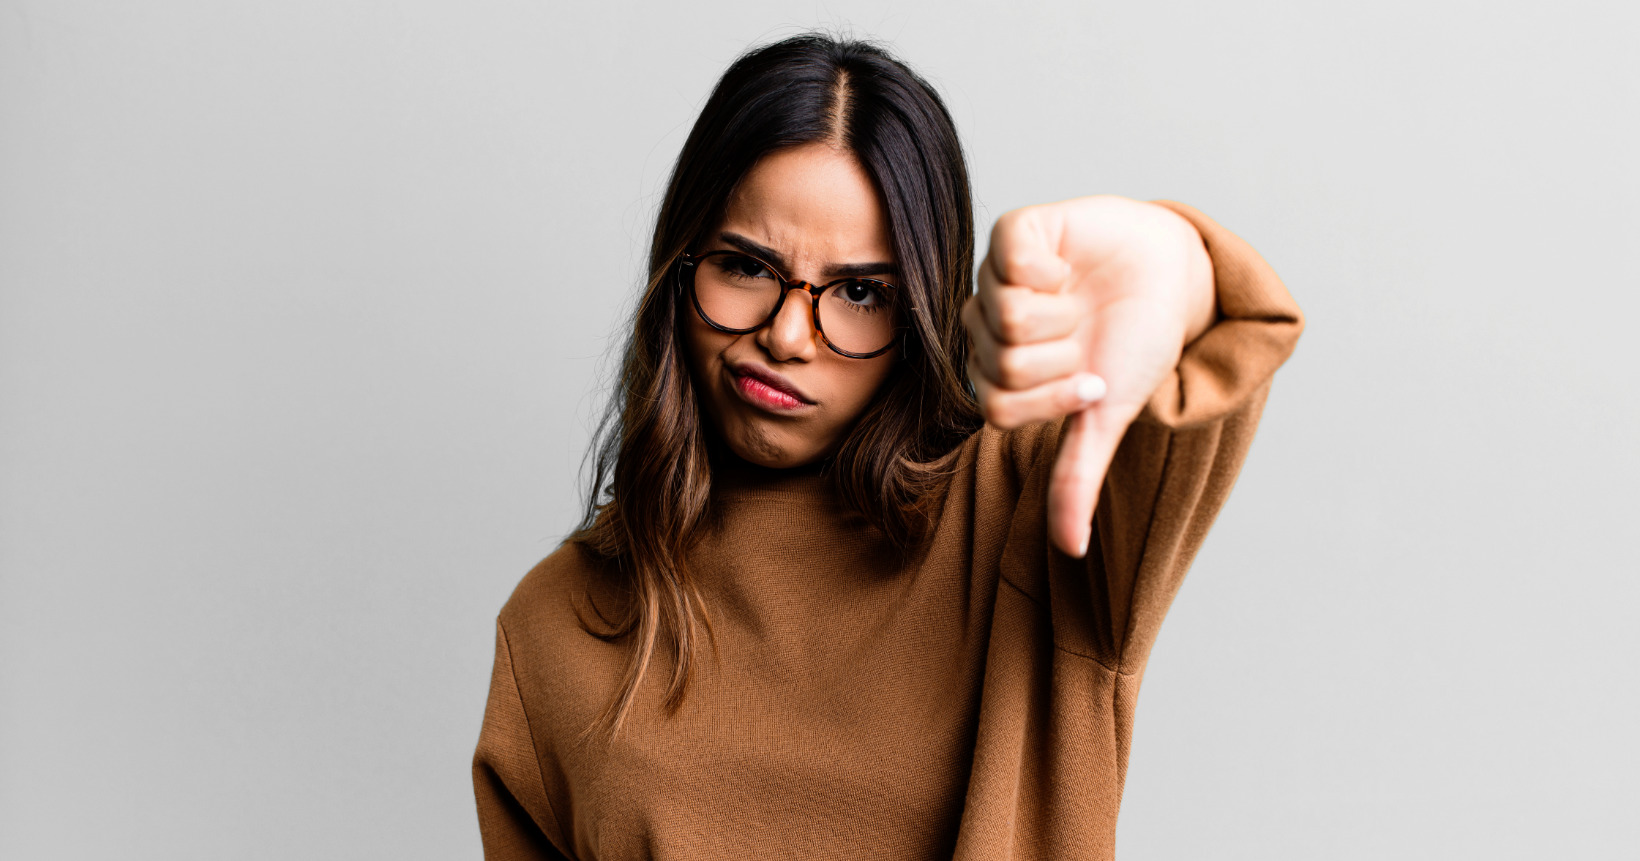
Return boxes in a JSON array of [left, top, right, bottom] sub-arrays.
[[655, 33, 980, 470], [574, 33, 981, 739], [682, 142, 900, 468]]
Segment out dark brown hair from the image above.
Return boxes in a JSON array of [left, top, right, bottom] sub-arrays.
[[570, 33, 981, 742]]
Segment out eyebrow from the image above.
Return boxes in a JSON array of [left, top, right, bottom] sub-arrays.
[[718, 232, 898, 280]]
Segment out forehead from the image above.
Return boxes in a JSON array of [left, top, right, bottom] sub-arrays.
[[720, 144, 893, 264]]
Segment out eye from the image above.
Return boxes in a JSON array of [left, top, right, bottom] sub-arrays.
[[835, 280, 892, 313], [714, 254, 775, 282]]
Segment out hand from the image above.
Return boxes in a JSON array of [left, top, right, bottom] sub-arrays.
[[962, 195, 1216, 558]]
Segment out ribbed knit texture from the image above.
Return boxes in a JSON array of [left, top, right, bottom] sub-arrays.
[[473, 200, 1305, 860]]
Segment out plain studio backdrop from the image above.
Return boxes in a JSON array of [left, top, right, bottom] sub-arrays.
[[2, 1, 1636, 858]]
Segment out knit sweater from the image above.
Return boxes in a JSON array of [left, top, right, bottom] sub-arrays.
[[472, 200, 1305, 860]]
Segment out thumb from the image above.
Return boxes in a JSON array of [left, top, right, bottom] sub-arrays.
[[1047, 408, 1122, 558]]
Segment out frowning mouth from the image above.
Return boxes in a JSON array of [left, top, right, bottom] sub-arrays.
[[728, 364, 813, 412]]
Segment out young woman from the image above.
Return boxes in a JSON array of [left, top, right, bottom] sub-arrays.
[[473, 34, 1302, 860]]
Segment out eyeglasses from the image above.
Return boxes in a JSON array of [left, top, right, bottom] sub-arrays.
[[678, 250, 905, 359]]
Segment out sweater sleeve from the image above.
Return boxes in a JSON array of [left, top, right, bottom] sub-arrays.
[[1087, 199, 1305, 673], [472, 620, 573, 860]]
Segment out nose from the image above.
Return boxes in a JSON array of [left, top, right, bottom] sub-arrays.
[[756, 286, 820, 362]]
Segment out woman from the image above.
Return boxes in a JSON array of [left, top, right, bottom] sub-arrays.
[[473, 33, 1302, 860]]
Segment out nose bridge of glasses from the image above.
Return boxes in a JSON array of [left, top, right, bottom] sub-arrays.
[[770, 281, 821, 331], [776, 272, 825, 297]]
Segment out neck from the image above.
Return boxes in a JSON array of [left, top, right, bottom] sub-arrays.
[[705, 435, 835, 497]]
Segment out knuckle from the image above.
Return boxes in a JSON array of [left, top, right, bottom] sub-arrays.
[[995, 350, 1026, 387], [999, 249, 1034, 281], [997, 303, 1031, 342]]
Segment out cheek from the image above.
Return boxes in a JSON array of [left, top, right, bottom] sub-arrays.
[[827, 357, 899, 421], [681, 317, 751, 437], [681, 313, 725, 383]]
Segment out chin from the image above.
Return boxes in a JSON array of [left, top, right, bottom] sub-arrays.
[[723, 420, 825, 469]]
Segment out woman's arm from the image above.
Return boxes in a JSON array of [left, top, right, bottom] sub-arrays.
[[472, 621, 573, 860], [962, 195, 1224, 557], [965, 198, 1304, 668]]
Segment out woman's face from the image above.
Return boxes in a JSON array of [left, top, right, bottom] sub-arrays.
[[683, 143, 900, 469]]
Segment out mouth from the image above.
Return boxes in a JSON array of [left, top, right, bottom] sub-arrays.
[[728, 363, 814, 412]]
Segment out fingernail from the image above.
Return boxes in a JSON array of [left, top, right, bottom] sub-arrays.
[[1075, 374, 1107, 404], [1077, 532, 1090, 558]]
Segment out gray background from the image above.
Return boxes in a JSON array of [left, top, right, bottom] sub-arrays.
[[2, 1, 1636, 858]]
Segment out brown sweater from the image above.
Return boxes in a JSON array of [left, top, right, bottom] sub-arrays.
[[472, 200, 1305, 860]]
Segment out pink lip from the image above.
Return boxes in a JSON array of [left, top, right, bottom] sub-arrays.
[[729, 363, 813, 412]]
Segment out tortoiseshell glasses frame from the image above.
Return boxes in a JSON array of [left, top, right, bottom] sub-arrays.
[[677, 249, 907, 359]]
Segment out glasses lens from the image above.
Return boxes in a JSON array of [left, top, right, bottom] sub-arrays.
[[819, 280, 899, 355], [693, 253, 782, 329]]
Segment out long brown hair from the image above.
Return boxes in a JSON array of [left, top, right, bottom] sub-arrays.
[[570, 33, 981, 743]]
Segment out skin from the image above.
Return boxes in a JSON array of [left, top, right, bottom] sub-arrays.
[[684, 144, 1218, 560], [683, 143, 900, 469]]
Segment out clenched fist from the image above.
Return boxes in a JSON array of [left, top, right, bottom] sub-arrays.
[[962, 195, 1217, 558]]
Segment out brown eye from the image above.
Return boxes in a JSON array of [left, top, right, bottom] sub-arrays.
[[841, 282, 883, 307], [831, 280, 895, 316], [717, 254, 774, 282]]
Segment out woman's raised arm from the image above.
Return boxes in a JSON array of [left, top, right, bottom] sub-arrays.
[[964, 194, 1221, 557], [964, 197, 1304, 669]]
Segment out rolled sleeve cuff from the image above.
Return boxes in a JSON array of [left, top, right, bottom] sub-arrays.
[[1140, 199, 1306, 429]]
